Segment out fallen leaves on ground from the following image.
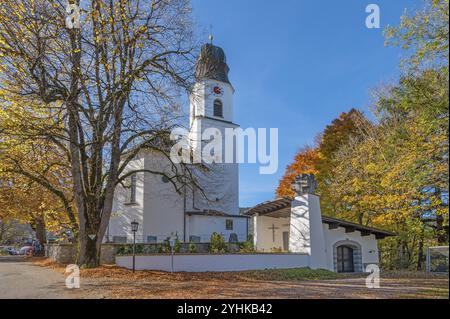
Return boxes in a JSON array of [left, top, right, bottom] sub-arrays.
[[30, 258, 449, 299]]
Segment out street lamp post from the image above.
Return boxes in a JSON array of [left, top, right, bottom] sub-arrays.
[[169, 237, 175, 274], [131, 220, 139, 273]]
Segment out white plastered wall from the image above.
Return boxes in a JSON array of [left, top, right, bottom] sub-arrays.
[[187, 215, 248, 242], [190, 80, 234, 124], [108, 155, 145, 243], [143, 151, 185, 243], [289, 194, 327, 269], [323, 225, 380, 271], [117, 254, 310, 272], [108, 150, 186, 243], [189, 78, 239, 216], [254, 216, 290, 252]]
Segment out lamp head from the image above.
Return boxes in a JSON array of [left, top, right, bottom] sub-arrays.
[[131, 220, 139, 232]]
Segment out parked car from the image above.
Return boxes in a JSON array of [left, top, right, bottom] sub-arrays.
[[18, 246, 33, 255], [7, 247, 18, 255], [0, 246, 18, 255]]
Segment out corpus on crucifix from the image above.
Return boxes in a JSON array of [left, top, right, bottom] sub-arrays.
[[268, 224, 279, 242]]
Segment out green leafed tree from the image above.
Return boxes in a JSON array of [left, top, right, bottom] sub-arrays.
[[277, 0, 449, 269]]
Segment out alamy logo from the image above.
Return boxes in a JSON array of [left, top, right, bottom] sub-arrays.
[[365, 264, 380, 289], [65, 264, 80, 289], [170, 127, 279, 175], [66, 2, 81, 29], [365, 4, 381, 29]]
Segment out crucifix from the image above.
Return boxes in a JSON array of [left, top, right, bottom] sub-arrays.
[[268, 224, 279, 242]]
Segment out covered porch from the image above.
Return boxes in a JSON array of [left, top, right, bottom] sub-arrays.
[[245, 198, 292, 252], [245, 197, 396, 272]]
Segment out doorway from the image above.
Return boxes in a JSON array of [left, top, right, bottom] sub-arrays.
[[337, 245, 355, 273], [282, 232, 289, 252]]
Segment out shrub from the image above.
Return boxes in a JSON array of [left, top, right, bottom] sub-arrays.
[[209, 232, 227, 253], [189, 242, 197, 254], [161, 238, 171, 253], [116, 244, 145, 255], [116, 245, 132, 255], [135, 244, 145, 254], [240, 236, 255, 253], [173, 238, 181, 253]]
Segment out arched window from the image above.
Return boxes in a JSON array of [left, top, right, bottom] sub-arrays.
[[213, 99, 223, 118], [127, 174, 137, 204]]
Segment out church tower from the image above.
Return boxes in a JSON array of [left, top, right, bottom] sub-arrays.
[[189, 42, 240, 215]]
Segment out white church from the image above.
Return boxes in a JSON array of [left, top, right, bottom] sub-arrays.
[[108, 42, 248, 245], [108, 43, 394, 273]]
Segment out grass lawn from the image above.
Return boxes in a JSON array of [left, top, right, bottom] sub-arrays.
[[240, 268, 345, 281]]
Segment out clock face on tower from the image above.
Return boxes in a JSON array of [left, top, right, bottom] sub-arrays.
[[212, 85, 223, 96]]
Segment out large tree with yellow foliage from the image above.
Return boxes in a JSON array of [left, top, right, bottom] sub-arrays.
[[0, 0, 200, 267], [0, 92, 78, 245]]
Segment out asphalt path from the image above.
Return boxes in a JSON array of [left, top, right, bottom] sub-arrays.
[[0, 256, 79, 299]]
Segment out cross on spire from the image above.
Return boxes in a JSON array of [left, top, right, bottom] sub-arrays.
[[209, 24, 214, 44]]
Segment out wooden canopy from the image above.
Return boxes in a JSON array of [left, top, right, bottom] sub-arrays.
[[244, 198, 396, 240]]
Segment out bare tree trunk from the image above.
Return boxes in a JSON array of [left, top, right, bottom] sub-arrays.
[[417, 227, 425, 271], [66, 10, 96, 267], [435, 188, 448, 244], [0, 222, 5, 244], [357, 213, 363, 225], [30, 215, 46, 256], [436, 214, 447, 244], [35, 216, 47, 244], [35, 216, 46, 245], [77, 226, 103, 268], [417, 240, 424, 271], [76, 201, 103, 267]]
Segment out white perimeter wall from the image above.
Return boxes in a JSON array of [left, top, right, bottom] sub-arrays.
[[323, 225, 380, 271], [187, 215, 248, 242], [116, 254, 309, 272]]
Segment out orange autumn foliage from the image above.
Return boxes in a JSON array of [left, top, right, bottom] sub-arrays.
[[276, 147, 320, 198]]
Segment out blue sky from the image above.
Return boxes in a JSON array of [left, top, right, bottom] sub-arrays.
[[190, 0, 423, 208]]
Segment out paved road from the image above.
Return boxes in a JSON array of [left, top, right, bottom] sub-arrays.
[[0, 256, 80, 299]]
